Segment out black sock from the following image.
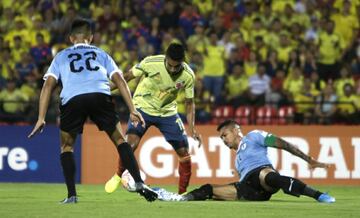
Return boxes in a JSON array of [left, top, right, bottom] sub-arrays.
[[117, 142, 142, 183], [60, 152, 76, 198], [185, 184, 213, 200], [303, 186, 322, 199]]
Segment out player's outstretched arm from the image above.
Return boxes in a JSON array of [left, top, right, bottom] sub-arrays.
[[185, 98, 203, 147], [123, 69, 136, 82], [111, 72, 145, 127], [28, 76, 57, 138], [273, 136, 329, 169]]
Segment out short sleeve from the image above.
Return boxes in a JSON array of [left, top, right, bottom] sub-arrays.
[[184, 77, 194, 99], [131, 60, 146, 78], [44, 55, 60, 81], [104, 53, 122, 79], [247, 130, 270, 147]]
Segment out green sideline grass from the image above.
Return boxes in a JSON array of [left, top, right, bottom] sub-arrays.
[[0, 183, 359, 218]]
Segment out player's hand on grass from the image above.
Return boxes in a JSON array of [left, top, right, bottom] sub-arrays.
[[308, 157, 330, 169], [28, 120, 46, 138], [130, 110, 145, 128]]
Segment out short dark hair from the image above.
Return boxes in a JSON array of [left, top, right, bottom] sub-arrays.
[[166, 43, 185, 62], [217, 120, 240, 131], [70, 18, 93, 36]]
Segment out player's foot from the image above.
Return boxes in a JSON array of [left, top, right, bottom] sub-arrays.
[[105, 174, 121, 193], [317, 193, 335, 203], [59, 196, 78, 204], [152, 187, 184, 201], [135, 183, 158, 202]]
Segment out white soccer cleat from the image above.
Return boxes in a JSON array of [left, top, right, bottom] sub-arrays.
[[152, 187, 185, 201]]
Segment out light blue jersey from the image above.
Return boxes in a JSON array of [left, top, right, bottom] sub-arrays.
[[44, 43, 121, 105], [235, 130, 273, 181]]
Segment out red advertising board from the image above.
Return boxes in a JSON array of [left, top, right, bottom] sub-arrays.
[[81, 124, 360, 185]]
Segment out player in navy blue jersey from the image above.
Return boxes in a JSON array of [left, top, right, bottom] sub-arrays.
[[28, 18, 157, 203]]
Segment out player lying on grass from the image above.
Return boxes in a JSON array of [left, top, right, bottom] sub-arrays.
[[153, 120, 335, 203]]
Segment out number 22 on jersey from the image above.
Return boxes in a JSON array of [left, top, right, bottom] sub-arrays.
[[68, 51, 99, 73]]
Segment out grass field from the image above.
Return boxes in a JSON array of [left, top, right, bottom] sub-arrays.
[[0, 183, 359, 218]]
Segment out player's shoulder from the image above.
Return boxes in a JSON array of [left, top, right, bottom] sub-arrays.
[[246, 129, 269, 138], [51, 48, 68, 62], [143, 55, 165, 64], [182, 63, 195, 80]]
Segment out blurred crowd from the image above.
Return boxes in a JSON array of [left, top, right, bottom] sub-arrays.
[[0, 0, 359, 125]]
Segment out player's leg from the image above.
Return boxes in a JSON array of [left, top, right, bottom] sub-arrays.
[[90, 97, 156, 201], [59, 131, 78, 204], [260, 167, 335, 203], [88, 94, 143, 184], [212, 183, 238, 200], [105, 111, 148, 193], [174, 146, 191, 194], [105, 132, 141, 193], [104, 122, 157, 201], [58, 94, 89, 204], [235, 166, 274, 201], [158, 114, 191, 194], [117, 133, 142, 176], [183, 182, 271, 201], [233, 182, 272, 201], [182, 184, 213, 201]]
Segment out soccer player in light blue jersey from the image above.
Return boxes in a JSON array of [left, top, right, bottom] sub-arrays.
[[154, 120, 335, 203], [28, 18, 157, 203]]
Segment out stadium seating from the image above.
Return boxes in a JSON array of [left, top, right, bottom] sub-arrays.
[[255, 106, 277, 125], [277, 106, 295, 125], [234, 106, 253, 125], [211, 105, 234, 124]]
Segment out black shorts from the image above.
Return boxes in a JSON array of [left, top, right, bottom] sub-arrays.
[[60, 93, 119, 134], [234, 165, 275, 201]]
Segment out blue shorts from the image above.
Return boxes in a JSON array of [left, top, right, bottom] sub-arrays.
[[126, 109, 188, 150]]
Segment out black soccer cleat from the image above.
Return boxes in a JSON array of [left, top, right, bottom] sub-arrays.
[[135, 183, 158, 202]]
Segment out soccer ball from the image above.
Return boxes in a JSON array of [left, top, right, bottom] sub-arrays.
[[121, 169, 147, 192]]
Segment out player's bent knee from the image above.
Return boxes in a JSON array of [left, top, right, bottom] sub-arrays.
[[264, 172, 303, 197], [61, 144, 74, 153], [259, 168, 279, 193], [169, 140, 189, 151], [126, 134, 140, 150], [178, 155, 191, 162]]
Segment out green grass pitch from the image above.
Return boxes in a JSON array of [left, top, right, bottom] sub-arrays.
[[0, 183, 359, 218]]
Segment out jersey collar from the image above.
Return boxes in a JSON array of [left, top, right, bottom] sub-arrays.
[[73, 43, 90, 47]]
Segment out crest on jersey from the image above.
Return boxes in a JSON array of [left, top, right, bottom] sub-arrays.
[[175, 81, 185, 89], [240, 143, 247, 150]]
